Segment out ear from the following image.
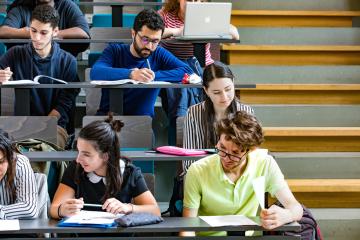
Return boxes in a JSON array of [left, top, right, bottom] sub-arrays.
[[53, 26, 59, 37], [131, 29, 136, 40], [203, 86, 208, 96], [101, 152, 109, 162]]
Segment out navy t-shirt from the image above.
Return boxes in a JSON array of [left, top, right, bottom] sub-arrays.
[[61, 161, 149, 204], [3, 0, 90, 36]]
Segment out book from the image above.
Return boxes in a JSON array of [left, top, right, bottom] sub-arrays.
[[90, 79, 171, 85], [2, 75, 67, 85], [58, 210, 124, 228]]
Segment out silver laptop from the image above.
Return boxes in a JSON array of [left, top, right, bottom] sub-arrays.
[[175, 2, 232, 40]]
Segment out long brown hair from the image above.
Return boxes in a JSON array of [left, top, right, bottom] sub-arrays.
[[0, 132, 17, 201], [202, 61, 238, 148], [163, 0, 181, 14], [75, 114, 124, 202]]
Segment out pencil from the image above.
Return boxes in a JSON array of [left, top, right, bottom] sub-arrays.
[[146, 58, 151, 70]]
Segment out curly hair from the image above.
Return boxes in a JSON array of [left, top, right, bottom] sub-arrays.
[[133, 8, 164, 34], [31, 4, 59, 29], [76, 113, 125, 202], [216, 111, 264, 151]]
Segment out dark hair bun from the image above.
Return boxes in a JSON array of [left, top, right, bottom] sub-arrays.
[[105, 112, 124, 133]]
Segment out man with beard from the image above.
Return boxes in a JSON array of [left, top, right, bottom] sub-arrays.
[[0, 4, 79, 148], [90, 9, 193, 117]]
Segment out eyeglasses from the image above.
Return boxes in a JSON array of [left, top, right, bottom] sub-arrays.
[[136, 33, 160, 46], [215, 147, 248, 162]]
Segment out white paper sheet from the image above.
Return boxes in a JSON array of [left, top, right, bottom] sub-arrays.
[[62, 210, 123, 225], [252, 176, 265, 209], [0, 220, 20, 231], [200, 215, 258, 227]]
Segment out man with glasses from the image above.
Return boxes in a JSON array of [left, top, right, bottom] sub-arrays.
[[91, 9, 193, 117], [182, 111, 303, 237]]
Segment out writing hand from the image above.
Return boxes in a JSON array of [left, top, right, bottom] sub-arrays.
[[0, 67, 13, 83], [130, 68, 155, 82], [103, 198, 132, 215]]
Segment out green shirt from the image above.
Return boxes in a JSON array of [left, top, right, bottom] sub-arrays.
[[183, 149, 287, 236]]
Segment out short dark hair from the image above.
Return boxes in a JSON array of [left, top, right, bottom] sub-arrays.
[[31, 4, 59, 29], [133, 9, 164, 34]]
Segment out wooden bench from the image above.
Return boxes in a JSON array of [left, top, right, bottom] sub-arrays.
[[263, 127, 360, 152], [269, 179, 360, 208], [236, 84, 360, 104], [231, 10, 360, 27], [221, 45, 360, 65]]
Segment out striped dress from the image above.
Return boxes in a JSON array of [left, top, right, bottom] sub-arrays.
[[158, 9, 214, 66], [182, 100, 254, 171], [0, 154, 37, 219]]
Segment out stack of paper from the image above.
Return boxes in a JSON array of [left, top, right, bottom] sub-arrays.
[[58, 210, 124, 228]]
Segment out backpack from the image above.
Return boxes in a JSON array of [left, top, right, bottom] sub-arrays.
[[161, 172, 184, 217], [14, 138, 67, 201], [269, 201, 323, 240]]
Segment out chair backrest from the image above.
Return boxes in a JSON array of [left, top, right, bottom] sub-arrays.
[[82, 115, 153, 148], [0, 116, 58, 144], [34, 172, 50, 219], [176, 116, 185, 147], [143, 173, 155, 196], [90, 27, 131, 52], [84, 68, 101, 115]]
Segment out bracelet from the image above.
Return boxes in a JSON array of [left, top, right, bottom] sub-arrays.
[[57, 204, 63, 219]]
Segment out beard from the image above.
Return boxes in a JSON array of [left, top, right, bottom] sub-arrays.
[[133, 40, 152, 58]]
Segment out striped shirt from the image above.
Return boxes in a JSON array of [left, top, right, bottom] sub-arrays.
[[0, 154, 37, 219], [182, 100, 254, 171], [158, 9, 214, 66]]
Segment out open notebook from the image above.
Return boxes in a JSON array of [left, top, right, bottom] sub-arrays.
[[58, 210, 123, 228], [90, 79, 171, 85], [2, 75, 67, 85]]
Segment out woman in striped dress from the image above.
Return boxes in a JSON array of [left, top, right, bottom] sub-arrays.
[[0, 133, 37, 219], [182, 61, 254, 171], [159, 0, 240, 64]]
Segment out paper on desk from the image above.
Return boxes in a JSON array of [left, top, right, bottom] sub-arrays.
[[62, 210, 124, 225], [0, 220, 20, 231], [252, 176, 265, 209], [200, 215, 258, 227]]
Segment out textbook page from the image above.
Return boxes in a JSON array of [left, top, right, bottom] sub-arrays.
[[200, 215, 258, 227], [61, 210, 123, 225], [2, 80, 39, 85], [0, 220, 20, 231], [33, 75, 67, 84], [2, 75, 67, 85], [90, 79, 171, 85]]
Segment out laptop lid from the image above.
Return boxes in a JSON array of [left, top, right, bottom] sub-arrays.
[[182, 2, 232, 38]]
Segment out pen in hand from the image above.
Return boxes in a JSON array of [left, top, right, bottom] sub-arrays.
[[146, 58, 151, 70]]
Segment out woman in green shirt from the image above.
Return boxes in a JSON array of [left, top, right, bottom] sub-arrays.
[[182, 111, 303, 236]]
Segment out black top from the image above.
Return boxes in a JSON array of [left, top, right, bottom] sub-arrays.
[[61, 161, 148, 204]]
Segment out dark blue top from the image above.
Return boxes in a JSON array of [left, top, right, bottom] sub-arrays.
[[90, 43, 193, 117], [3, 0, 90, 37], [0, 42, 80, 129]]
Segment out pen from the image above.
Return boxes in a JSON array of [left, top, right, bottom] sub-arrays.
[[146, 58, 151, 70], [83, 203, 103, 208]]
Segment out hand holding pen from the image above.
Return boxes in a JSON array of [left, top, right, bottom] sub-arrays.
[[58, 197, 84, 218], [129, 58, 155, 82]]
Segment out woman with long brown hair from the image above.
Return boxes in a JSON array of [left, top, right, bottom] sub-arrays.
[[50, 115, 160, 219], [0, 132, 37, 219]]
